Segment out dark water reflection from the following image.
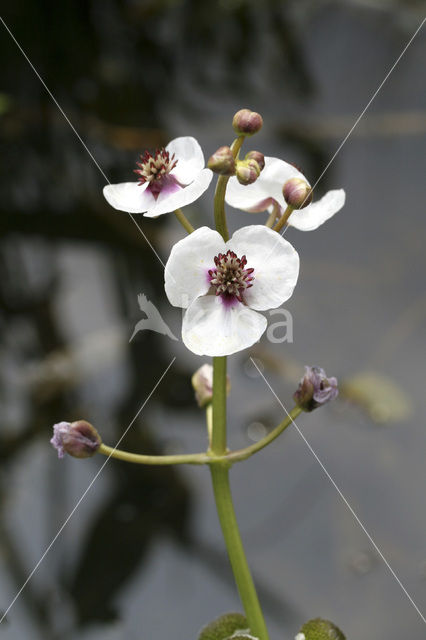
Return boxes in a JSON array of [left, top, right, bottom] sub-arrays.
[[1, 2, 426, 638]]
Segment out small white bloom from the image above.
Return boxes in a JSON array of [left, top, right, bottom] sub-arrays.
[[164, 225, 299, 356], [295, 634, 306, 640], [225, 156, 345, 231], [103, 136, 212, 217]]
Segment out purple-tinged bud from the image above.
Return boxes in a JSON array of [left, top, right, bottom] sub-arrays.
[[283, 177, 313, 209], [236, 159, 261, 186], [293, 366, 338, 412], [296, 618, 346, 640], [207, 146, 236, 176], [198, 612, 249, 640], [50, 420, 102, 459], [232, 109, 263, 136], [245, 150, 265, 172], [192, 364, 230, 408]]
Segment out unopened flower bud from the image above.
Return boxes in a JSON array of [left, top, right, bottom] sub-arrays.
[[283, 178, 313, 209], [245, 150, 265, 172], [50, 420, 102, 459], [293, 366, 338, 412], [198, 612, 249, 640], [192, 364, 231, 408], [236, 159, 261, 186], [232, 109, 263, 136], [296, 618, 346, 640], [208, 146, 236, 176]]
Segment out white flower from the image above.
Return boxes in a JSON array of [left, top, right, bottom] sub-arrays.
[[295, 634, 306, 640], [225, 156, 345, 231], [103, 136, 212, 217], [164, 225, 299, 356]]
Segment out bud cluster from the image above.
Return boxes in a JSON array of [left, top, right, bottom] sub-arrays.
[[235, 150, 265, 186]]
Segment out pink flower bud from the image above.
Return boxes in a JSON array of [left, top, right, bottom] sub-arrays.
[[293, 366, 338, 412], [191, 364, 231, 407], [283, 177, 313, 209], [245, 150, 265, 171], [207, 146, 236, 176], [232, 109, 263, 136], [50, 420, 102, 459], [235, 159, 261, 186]]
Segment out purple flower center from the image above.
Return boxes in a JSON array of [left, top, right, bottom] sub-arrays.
[[208, 250, 255, 303], [134, 148, 178, 196]]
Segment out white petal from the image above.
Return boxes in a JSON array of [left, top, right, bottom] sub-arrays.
[[227, 225, 299, 310], [167, 136, 205, 184], [164, 226, 225, 308], [144, 169, 213, 217], [103, 181, 155, 214], [288, 189, 346, 231], [225, 157, 307, 212], [182, 295, 267, 356]]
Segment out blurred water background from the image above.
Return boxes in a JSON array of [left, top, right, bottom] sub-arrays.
[[1, 1, 426, 638]]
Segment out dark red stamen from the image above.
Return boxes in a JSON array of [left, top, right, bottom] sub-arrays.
[[134, 148, 178, 186], [209, 250, 255, 303]]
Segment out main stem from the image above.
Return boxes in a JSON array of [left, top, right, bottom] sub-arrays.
[[210, 356, 269, 640], [213, 136, 245, 242]]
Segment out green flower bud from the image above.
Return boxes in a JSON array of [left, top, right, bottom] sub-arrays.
[[208, 146, 236, 176], [198, 613, 249, 640], [283, 177, 313, 209], [296, 618, 346, 640], [245, 150, 265, 172], [236, 159, 261, 186], [232, 109, 263, 136]]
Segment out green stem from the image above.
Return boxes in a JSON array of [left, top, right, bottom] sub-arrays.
[[273, 204, 294, 233], [213, 176, 230, 241], [98, 443, 209, 465], [213, 136, 245, 241], [227, 406, 302, 462], [206, 403, 213, 449], [174, 208, 194, 233], [210, 465, 270, 640], [265, 203, 280, 228], [209, 354, 269, 640], [211, 356, 228, 454], [98, 406, 301, 467]]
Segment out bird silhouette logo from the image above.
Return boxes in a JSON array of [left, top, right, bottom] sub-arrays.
[[129, 293, 178, 342]]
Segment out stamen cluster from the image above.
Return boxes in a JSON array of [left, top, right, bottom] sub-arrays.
[[209, 250, 254, 302], [134, 148, 178, 192]]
